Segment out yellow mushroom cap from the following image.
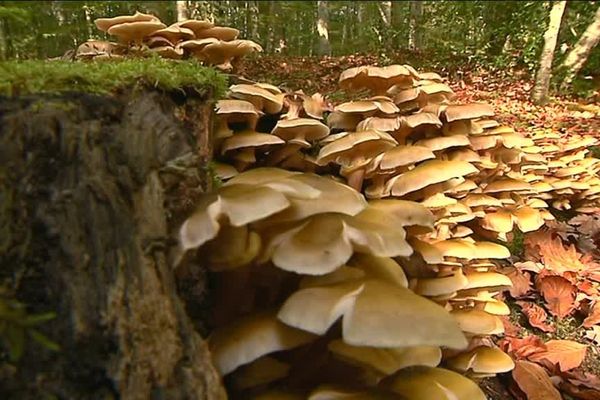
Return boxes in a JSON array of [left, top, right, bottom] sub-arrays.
[[385, 367, 487, 400], [94, 11, 159, 32], [446, 346, 515, 374]]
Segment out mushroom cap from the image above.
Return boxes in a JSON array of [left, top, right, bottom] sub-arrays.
[[463, 272, 513, 290], [386, 160, 478, 197], [385, 367, 487, 400], [415, 135, 470, 152], [194, 25, 240, 40], [409, 238, 445, 264], [339, 65, 413, 93], [262, 209, 412, 275], [272, 118, 330, 145], [328, 340, 441, 375], [201, 39, 263, 68], [107, 20, 167, 43], [414, 269, 469, 297], [178, 38, 219, 53], [213, 162, 238, 180], [481, 210, 515, 234], [446, 346, 514, 374], [368, 199, 435, 228], [149, 24, 194, 43], [220, 131, 285, 155], [261, 173, 367, 222], [317, 130, 397, 168], [348, 254, 408, 288], [172, 19, 214, 35], [367, 145, 435, 175], [94, 11, 159, 32], [484, 178, 533, 193], [209, 312, 315, 375], [450, 309, 504, 335], [357, 116, 402, 132], [308, 386, 397, 400], [278, 279, 467, 349], [229, 84, 285, 114], [513, 206, 545, 232], [179, 183, 293, 249], [444, 103, 495, 122]]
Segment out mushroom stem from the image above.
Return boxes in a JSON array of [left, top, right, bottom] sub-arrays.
[[346, 168, 366, 192], [263, 143, 302, 166]]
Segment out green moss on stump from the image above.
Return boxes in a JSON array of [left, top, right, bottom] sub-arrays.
[[0, 58, 227, 98]]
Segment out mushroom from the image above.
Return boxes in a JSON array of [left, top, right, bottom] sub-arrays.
[[229, 84, 285, 114], [94, 11, 159, 32], [107, 20, 167, 45], [384, 367, 487, 400], [317, 130, 397, 191], [339, 65, 414, 95], [446, 346, 514, 376], [220, 130, 285, 171], [266, 118, 329, 166], [209, 312, 316, 375], [201, 39, 263, 70], [278, 279, 467, 348]]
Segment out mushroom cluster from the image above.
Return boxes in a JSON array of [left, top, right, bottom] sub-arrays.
[[526, 128, 600, 214], [75, 11, 261, 70], [179, 167, 499, 398]]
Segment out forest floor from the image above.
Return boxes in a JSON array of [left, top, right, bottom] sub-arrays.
[[242, 55, 600, 400]]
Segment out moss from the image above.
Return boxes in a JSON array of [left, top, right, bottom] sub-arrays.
[[0, 57, 228, 98]]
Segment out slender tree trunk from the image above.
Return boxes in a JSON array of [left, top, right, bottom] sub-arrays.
[[531, 1, 567, 105], [408, 1, 423, 50], [379, 1, 392, 27], [560, 5, 600, 91], [267, 1, 276, 53], [0, 19, 7, 61], [317, 1, 331, 56], [249, 1, 259, 40], [176, 1, 188, 22]]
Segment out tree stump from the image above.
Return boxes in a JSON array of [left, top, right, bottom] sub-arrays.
[[0, 89, 226, 399]]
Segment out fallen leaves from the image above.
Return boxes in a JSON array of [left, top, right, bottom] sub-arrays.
[[582, 302, 600, 328], [512, 360, 562, 400], [537, 276, 577, 319], [517, 301, 554, 332], [585, 326, 600, 345], [528, 340, 587, 372], [505, 266, 533, 298]]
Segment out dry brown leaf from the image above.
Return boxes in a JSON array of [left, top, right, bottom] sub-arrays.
[[517, 301, 555, 333], [583, 302, 600, 328], [500, 315, 523, 337], [504, 266, 533, 298], [512, 360, 561, 400], [529, 340, 587, 372], [537, 275, 576, 319]]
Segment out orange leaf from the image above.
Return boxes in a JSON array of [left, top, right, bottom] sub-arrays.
[[529, 340, 587, 372], [512, 360, 561, 400], [583, 302, 600, 328], [536, 275, 576, 319], [517, 301, 555, 333], [586, 326, 600, 345], [502, 335, 546, 360]]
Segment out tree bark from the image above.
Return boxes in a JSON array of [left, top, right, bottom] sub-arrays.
[[531, 0, 567, 105], [0, 90, 226, 399], [317, 1, 331, 56], [560, 5, 600, 91], [379, 1, 392, 27], [176, 0, 188, 22], [408, 1, 423, 50]]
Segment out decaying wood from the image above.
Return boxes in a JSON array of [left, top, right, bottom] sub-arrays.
[[0, 89, 225, 399]]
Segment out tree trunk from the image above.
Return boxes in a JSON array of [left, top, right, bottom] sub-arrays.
[[249, 1, 259, 40], [317, 1, 331, 56], [531, 0, 567, 105], [560, 5, 600, 91], [176, 0, 188, 22], [379, 1, 392, 27], [408, 1, 423, 50], [0, 89, 226, 399]]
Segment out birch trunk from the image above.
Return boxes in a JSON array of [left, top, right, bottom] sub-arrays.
[[176, 1, 188, 22], [531, 1, 567, 105], [408, 1, 423, 50], [560, 5, 600, 91], [317, 1, 331, 56]]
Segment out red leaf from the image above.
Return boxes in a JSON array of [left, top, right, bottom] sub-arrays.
[[528, 340, 587, 372], [516, 301, 555, 333], [536, 275, 576, 319], [512, 360, 562, 400]]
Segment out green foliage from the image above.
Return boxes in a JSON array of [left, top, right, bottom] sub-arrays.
[[506, 229, 525, 258], [0, 58, 227, 97], [0, 294, 59, 362]]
